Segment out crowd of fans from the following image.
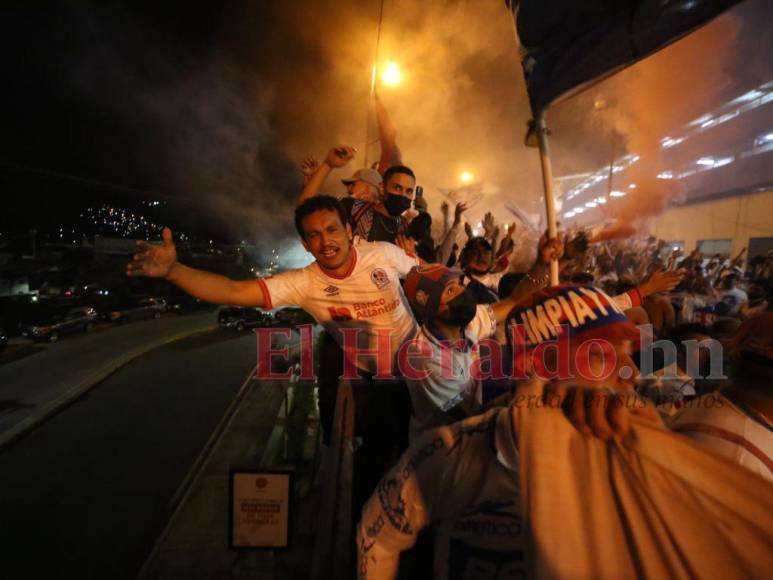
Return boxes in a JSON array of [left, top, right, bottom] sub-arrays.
[[127, 105, 773, 577]]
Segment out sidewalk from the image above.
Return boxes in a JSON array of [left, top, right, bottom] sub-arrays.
[[138, 381, 317, 580], [0, 312, 218, 449], [139, 332, 321, 580]]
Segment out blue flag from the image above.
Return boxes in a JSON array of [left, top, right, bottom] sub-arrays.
[[507, 0, 743, 114]]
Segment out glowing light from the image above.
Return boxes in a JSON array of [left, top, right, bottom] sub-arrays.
[[661, 136, 685, 149], [596, 197, 607, 204], [382, 62, 401, 86], [696, 157, 715, 166], [610, 190, 626, 197], [628, 183, 637, 189], [574, 207, 585, 214], [564, 212, 575, 218], [585, 202, 597, 208], [460, 170, 474, 183], [657, 172, 673, 180]]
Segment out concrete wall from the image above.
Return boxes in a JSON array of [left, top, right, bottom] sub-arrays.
[[650, 189, 773, 257]]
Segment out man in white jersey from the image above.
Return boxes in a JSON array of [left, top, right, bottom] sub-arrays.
[[126, 195, 419, 367], [126, 195, 421, 511]]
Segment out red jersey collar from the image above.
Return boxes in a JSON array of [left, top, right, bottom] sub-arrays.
[[318, 246, 358, 280]]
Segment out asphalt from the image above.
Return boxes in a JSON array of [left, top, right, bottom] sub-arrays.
[[0, 327, 270, 580], [0, 311, 217, 442]]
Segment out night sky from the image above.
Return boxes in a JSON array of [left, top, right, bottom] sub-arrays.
[[1, 2, 296, 243]]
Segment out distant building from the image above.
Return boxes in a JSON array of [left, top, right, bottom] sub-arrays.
[[651, 187, 773, 260]]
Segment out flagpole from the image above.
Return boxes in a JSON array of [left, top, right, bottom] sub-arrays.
[[364, 0, 385, 168], [534, 112, 560, 285]]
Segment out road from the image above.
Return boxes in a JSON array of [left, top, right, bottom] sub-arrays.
[[0, 312, 217, 437], [0, 327, 280, 580]]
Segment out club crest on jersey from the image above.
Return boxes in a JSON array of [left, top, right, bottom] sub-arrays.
[[324, 285, 340, 297], [370, 268, 390, 289]]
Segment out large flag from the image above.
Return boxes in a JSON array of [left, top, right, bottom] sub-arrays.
[[506, 0, 743, 114]]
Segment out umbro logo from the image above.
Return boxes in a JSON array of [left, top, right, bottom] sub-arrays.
[[324, 285, 340, 296]]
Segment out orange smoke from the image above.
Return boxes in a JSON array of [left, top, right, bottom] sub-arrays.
[[595, 13, 739, 234]]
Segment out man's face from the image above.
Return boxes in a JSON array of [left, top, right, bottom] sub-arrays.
[[437, 278, 466, 318], [467, 245, 493, 275], [383, 172, 415, 200], [300, 209, 353, 270], [350, 180, 380, 203]]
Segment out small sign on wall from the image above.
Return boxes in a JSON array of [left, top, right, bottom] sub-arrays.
[[229, 469, 293, 550]]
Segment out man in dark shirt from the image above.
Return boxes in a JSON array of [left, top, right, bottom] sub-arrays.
[[296, 145, 416, 244]]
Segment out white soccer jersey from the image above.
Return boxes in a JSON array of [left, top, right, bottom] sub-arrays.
[[357, 407, 524, 580], [259, 241, 420, 374]]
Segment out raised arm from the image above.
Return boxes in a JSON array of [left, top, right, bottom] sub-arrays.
[[437, 202, 467, 265], [295, 145, 356, 207], [126, 228, 267, 308]]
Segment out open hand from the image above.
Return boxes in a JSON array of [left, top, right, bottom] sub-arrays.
[[640, 267, 685, 296], [126, 227, 177, 279], [482, 211, 496, 237], [301, 156, 320, 177], [453, 202, 468, 225]]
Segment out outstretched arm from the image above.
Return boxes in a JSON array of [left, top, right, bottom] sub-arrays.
[[437, 202, 467, 265], [126, 228, 267, 307]]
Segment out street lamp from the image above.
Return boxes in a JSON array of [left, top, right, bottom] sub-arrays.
[[382, 62, 401, 86]]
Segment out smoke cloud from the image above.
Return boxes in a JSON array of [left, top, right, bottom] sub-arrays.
[[25, 0, 770, 255]]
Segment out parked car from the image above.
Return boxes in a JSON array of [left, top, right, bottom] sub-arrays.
[[273, 307, 315, 327], [108, 297, 167, 324], [168, 294, 213, 314], [20, 307, 98, 342], [218, 307, 273, 331], [0, 327, 7, 349]]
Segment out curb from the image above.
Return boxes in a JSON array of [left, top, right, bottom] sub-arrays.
[[0, 324, 218, 452], [136, 365, 264, 580]]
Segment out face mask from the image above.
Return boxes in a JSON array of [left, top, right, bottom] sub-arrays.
[[384, 193, 412, 217], [444, 290, 478, 328]]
